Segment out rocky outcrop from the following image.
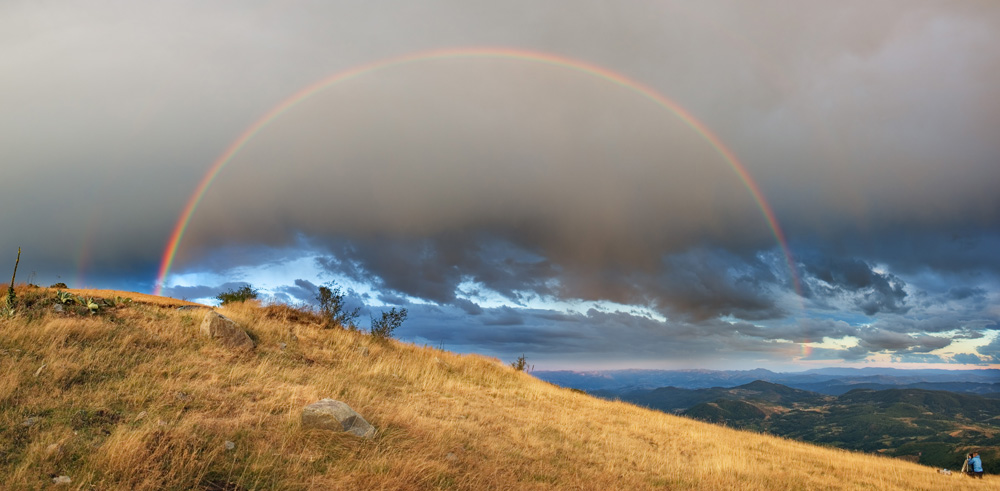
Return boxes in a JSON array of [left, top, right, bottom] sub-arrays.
[[301, 399, 375, 439], [200, 312, 255, 351]]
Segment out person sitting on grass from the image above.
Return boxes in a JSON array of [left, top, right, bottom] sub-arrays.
[[970, 452, 984, 479]]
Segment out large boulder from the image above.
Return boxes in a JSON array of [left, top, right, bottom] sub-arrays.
[[301, 399, 376, 439], [200, 312, 255, 351]]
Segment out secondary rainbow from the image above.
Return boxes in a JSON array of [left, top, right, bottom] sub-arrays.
[[154, 47, 800, 297]]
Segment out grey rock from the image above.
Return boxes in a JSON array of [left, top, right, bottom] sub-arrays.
[[225, 440, 235, 450], [200, 312, 255, 350], [52, 476, 71, 484], [301, 399, 375, 439], [53, 303, 64, 313], [22, 417, 37, 427]]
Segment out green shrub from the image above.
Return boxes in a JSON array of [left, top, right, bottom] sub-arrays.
[[510, 354, 533, 372], [370, 307, 407, 340], [216, 285, 259, 305], [316, 284, 360, 329]]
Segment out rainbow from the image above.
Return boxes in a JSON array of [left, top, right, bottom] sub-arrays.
[[154, 47, 800, 297]]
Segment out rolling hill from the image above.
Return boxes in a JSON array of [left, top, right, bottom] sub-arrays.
[[0, 285, 995, 489]]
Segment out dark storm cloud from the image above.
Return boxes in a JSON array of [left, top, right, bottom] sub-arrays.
[[947, 286, 987, 302], [800, 256, 910, 316], [654, 249, 784, 321], [315, 236, 559, 305]]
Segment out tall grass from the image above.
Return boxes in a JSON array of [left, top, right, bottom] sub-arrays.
[[0, 289, 993, 489]]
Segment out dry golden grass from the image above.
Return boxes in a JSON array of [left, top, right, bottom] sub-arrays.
[[0, 290, 995, 489], [65, 288, 207, 308]]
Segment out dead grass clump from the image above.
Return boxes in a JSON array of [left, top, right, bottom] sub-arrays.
[[260, 303, 323, 325]]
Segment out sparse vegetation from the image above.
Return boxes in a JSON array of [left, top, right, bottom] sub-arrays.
[[315, 283, 360, 329], [215, 284, 259, 305], [49, 282, 67, 289], [5, 247, 20, 312], [510, 354, 533, 372], [369, 307, 407, 340], [0, 292, 994, 489]]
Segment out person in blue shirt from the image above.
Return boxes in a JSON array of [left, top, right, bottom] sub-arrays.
[[969, 452, 983, 479]]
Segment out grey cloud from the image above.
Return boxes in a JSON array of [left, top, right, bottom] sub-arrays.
[[975, 330, 1000, 364], [733, 318, 857, 343], [452, 298, 484, 316], [800, 347, 869, 362], [654, 249, 784, 321], [891, 354, 946, 364], [952, 353, 989, 365], [395, 304, 800, 365], [947, 286, 987, 301], [482, 307, 525, 327], [857, 329, 951, 354], [161, 281, 251, 302], [801, 257, 910, 316], [274, 279, 320, 304]]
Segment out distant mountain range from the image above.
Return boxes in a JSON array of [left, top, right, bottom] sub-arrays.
[[533, 367, 1000, 396], [534, 369, 1000, 473]]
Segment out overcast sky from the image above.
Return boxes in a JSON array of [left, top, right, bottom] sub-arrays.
[[3, 1, 998, 370]]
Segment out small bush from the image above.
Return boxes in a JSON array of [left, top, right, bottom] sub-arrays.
[[510, 354, 533, 372], [50, 282, 68, 289], [316, 284, 360, 329], [216, 285, 259, 305], [370, 307, 407, 340]]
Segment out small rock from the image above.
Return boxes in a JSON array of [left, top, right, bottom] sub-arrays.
[[52, 476, 71, 484], [279, 342, 287, 351], [33, 364, 46, 377], [225, 440, 235, 450], [53, 304, 64, 313], [301, 399, 376, 439], [22, 417, 37, 427], [445, 452, 457, 462]]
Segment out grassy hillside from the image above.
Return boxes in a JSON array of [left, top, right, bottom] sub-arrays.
[[0, 285, 995, 489]]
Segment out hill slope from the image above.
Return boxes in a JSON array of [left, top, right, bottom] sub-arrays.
[[596, 380, 829, 413], [0, 286, 994, 489]]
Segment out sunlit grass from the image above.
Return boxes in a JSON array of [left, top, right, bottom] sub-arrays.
[[0, 286, 994, 489]]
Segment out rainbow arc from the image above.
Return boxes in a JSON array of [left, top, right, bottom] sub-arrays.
[[154, 47, 800, 299]]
